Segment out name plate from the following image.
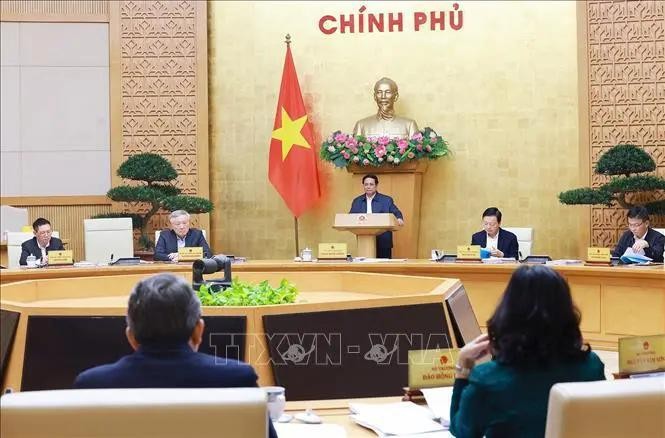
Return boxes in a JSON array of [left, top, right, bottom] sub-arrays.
[[318, 243, 347, 259], [587, 247, 610, 263], [48, 250, 73, 265], [457, 245, 481, 259], [619, 334, 665, 375], [178, 247, 203, 261], [408, 348, 459, 389]]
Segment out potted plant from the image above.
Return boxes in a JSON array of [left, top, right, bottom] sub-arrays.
[[559, 144, 665, 213], [94, 153, 213, 250]]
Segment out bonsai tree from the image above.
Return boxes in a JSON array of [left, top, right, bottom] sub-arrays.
[[95, 153, 213, 249], [559, 144, 665, 214]]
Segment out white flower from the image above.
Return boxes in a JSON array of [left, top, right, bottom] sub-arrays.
[[429, 131, 436, 138], [378, 157, 384, 163], [394, 158, 400, 164], [353, 156, 360, 162], [328, 146, 335, 152]]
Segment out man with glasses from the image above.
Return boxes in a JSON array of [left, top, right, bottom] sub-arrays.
[[471, 207, 519, 259], [19, 217, 64, 266], [611, 206, 665, 262]]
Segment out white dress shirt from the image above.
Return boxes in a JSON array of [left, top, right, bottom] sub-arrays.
[[366, 195, 375, 214]]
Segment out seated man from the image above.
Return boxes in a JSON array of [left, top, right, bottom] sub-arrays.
[[611, 205, 664, 263], [74, 273, 277, 438], [470, 207, 519, 259], [349, 174, 404, 259], [154, 210, 212, 262], [19, 217, 64, 266]]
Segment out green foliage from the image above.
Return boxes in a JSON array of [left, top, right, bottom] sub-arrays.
[[107, 185, 181, 203], [559, 144, 664, 213], [559, 188, 613, 206], [596, 144, 655, 176], [604, 175, 665, 193], [197, 279, 298, 306], [117, 153, 178, 182], [91, 212, 144, 229], [162, 195, 214, 213]]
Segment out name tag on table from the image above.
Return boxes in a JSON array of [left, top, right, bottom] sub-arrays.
[[408, 348, 459, 389], [587, 247, 610, 263], [619, 334, 665, 375], [457, 245, 481, 259], [318, 243, 347, 259], [178, 247, 203, 261], [48, 250, 73, 265]]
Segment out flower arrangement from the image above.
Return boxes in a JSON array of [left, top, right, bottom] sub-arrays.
[[320, 127, 450, 168]]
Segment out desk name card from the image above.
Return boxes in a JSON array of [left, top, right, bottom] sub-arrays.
[[457, 245, 480, 259], [178, 247, 203, 261], [48, 250, 73, 265], [408, 348, 459, 389], [318, 243, 348, 259], [619, 334, 665, 375], [587, 247, 610, 263]]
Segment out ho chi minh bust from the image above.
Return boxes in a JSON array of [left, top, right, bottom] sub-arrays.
[[353, 77, 419, 140]]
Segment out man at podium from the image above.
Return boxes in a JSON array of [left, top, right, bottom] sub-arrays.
[[349, 174, 404, 258]]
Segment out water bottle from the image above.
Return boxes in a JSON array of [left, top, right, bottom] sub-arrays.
[[26, 254, 37, 268]]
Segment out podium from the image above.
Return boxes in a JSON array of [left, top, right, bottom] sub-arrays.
[[334, 213, 399, 258]]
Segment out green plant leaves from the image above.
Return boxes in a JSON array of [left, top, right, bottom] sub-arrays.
[[196, 278, 298, 306], [117, 153, 179, 182], [595, 144, 655, 175], [605, 175, 665, 193], [162, 195, 214, 213], [107, 185, 181, 202], [559, 188, 613, 206]]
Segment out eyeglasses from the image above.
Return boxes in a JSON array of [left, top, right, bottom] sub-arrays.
[[628, 221, 645, 229]]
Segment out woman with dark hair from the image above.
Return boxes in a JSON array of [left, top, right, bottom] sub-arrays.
[[449, 265, 605, 438]]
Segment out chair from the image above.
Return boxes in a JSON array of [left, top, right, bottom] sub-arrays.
[[84, 218, 133, 264], [503, 227, 533, 260], [653, 227, 665, 236], [0, 387, 269, 438], [6, 231, 61, 269], [544, 378, 665, 438]]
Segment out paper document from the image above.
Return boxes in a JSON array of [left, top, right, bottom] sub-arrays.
[[421, 387, 454, 427], [349, 401, 445, 436]]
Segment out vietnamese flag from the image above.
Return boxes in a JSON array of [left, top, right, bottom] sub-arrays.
[[269, 41, 321, 218]]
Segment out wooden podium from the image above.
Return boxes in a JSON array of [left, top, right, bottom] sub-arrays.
[[334, 213, 399, 258]]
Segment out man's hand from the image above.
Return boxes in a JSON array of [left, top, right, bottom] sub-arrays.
[[397, 218, 404, 226], [632, 239, 649, 252], [490, 248, 504, 257], [168, 252, 180, 263]]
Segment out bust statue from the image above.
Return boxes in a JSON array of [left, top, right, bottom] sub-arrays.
[[353, 77, 419, 139]]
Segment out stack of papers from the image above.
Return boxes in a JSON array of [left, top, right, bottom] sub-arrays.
[[481, 257, 518, 264], [274, 423, 347, 438], [421, 387, 454, 428], [349, 401, 449, 437], [546, 259, 584, 266]]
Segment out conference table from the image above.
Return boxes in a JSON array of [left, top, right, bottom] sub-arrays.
[[1, 259, 663, 352]]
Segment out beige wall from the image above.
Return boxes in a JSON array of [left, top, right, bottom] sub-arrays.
[[209, 1, 582, 259], [0, 22, 110, 196]]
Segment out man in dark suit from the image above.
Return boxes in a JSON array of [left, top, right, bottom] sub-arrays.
[[19, 217, 65, 266], [154, 210, 212, 262], [74, 273, 277, 438], [611, 205, 664, 262], [349, 174, 404, 259], [470, 207, 519, 259]]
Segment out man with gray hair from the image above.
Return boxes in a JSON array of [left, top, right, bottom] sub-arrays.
[[154, 210, 212, 262], [73, 273, 278, 438]]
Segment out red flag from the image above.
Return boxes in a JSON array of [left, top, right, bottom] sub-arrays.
[[268, 43, 321, 218]]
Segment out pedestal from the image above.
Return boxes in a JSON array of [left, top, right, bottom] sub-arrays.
[[347, 161, 428, 258]]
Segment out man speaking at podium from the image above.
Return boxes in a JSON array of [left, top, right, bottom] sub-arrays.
[[349, 174, 404, 259]]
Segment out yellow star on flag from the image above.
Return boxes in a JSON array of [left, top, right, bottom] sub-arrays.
[[271, 107, 311, 160]]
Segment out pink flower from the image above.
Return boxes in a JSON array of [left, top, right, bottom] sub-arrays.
[[351, 147, 358, 154], [426, 145, 432, 152], [342, 151, 350, 159], [411, 132, 423, 141], [374, 144, 387, 158], [387, 155, 394, 162], [363, 158, 370, 165], [416, 144, 423, 152], [397, 139, 409, 154], [407, 152, 415, 159], [377, 136, 390, 146], [334, 133, 348, 142], [346, 138, 358, 148], [368, 137, 377, 144]]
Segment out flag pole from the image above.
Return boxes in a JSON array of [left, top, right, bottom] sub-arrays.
[[294, 217, 300, 257], [284, 33, 300, 258]]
